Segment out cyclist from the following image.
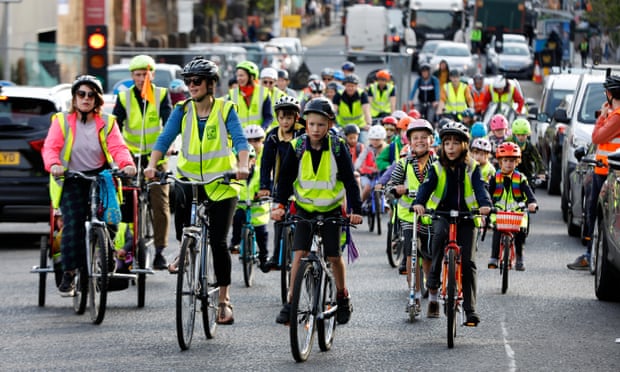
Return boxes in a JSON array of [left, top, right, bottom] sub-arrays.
[[469, 73, 487, 116], [470, 121, 487, 140], [488, 142, 538, 271], [333, 74, 372, 143], [260, 67, 286, 105], [470, 138, 495, 184], [375, 116, 400, 172], [258, 96, 305, 269], [433, 59, 450, 86], [43, 75, 137, 296], [144, 57, 250, 325], [275, 69, 297, 98], [300, 79, 326, 112], [411, 122, 491, 325], [112, 54, 173, 270], [272, 97, 363, 325], [460, 108, 476, 128], [488, 113, 510, 166], [228, 60, 273, 129], [367, 69, 396, 119], [437, 69, 473, 119], [320, 67, 336, 84], [408, 63, 440, 123], [508, 118, 545, 184], [385, 119, 436, 308], [481, 75, 525, 115], [341, 61, 356, 77], [358, 125, 386, 207]]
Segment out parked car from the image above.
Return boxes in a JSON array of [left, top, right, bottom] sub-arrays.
[[593, 150, 620, 301], [486, 33, 529, 55], [413, 39, 443, 71], [540, 94, 573, 195], [266, 37, 306, 74], [558, 72, 606, 221], [486, 42, 534, 79], [107, 63, 183, 95], [428, 41, 477, 76], [568, 144, 597, 243], [0, 84, 72, 220]]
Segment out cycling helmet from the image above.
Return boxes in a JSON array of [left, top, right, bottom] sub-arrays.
[[260, 67, 278, 80], [303, 97, 336, 120], [321, 67, 335, 78], [489, 114, 509, 130], [343, 74, 360, 85], [391, 110, 407, 121], [308, 79, 326, 93], [603, 74, 620, 91], [419, 63, 431, 72], [439, 121, 470, 142], [397, 116, 413, 130], [473, 73, 484, 82], [333, 71, 345, 81], [308, 74, 320, 82], [511, 118, 531, 135], [381, 116, 398, 127], [169, 78, 187, 94], [376, 69, 391, 80], [493, 75, 506, 90], [244, 124, 265, 140], [408, 109, 421, 119], [341, 61, 356, 71], [437, 117, 454, 129], [326, 82, 340, 91], [274, 95, 301, 113], [406, 119, 434, 138], [470, 121, 487, 138], [235, 60, 259, 79], [72, 75, 104, 96], [496, 141, 521, 158], [461, 108, 475, 118], [183, 56, 220, 81], [277, 69, 289, 80], [471, 138, 493, 153], [449, 69, 461, 77], [343, 124, 361, 135], [368, 125, 387, 140], [129, 54, 155, 71]]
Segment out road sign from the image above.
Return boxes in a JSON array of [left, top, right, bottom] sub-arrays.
[[282, 15, 302, 29]]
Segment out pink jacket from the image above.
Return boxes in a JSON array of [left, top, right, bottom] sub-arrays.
[[42, 112, 134, 172]]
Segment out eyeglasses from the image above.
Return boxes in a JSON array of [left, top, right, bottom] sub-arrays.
[[76, 90, 96, 98], [262, 80, 274, 86], [184, 77, 205, 86], [247, 138, 263, 143], [322, 77, 333, 82]]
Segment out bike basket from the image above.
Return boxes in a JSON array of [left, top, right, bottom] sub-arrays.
[[495, 211, 524, 232]]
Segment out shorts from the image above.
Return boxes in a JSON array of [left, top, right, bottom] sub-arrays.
[[360, 175, 372, 189], [292, 206, 343, 258]]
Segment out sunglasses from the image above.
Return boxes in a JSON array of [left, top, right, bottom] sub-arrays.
[[184, 77, 205, 86], [247, 138, 263, 143], [76, 90, 96, 98], [262, 80, 274, 86]]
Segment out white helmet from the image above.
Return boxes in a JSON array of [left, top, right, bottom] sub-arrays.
[[244, 124, 265, 140], [260, 67, 278, 80], [493, 75, 506, 90], [368, 125, 387, 140]]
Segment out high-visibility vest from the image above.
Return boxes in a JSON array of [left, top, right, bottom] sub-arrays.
[[229, 85, 268, 128], [471, 29, 482, 42], [594, 108, 620, 176], [368, 82, 393, 117], [426, 159, 479, 212], [176, 98, 240, 201], [444, 82, 468, 113], [119, 85, 167, 154], [292, 135, 345, 212], [48, 112, 116, 209], [489, 171, 529, 228], [471, 87, 486, 114], [397, 157, 424, 222], [238, 158, 270, 226], [490, 84, 515, 106], [337, 89, 365, 128]]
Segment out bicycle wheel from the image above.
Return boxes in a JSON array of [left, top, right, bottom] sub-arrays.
[[386, 220, 395, 267], [317, 275, 337, 352], [38, 236, 48, 307], [136, 239, 146, 307], [446, 249, 457, 349], [374, 190, 382, 236], [89, 227, 109, 325], [367, 208, 375, 233], [501, 235, 511, 294], [280, 225, 293, 304], [176, 237, 197, 350], [242, 227, 255, 288], [202, 241, 219, 339], [290, 261, 316, 362], [387, 222, 403, 268]]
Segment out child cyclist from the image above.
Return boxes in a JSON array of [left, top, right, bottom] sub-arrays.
[[470, 137, 496, 184], [271, 97, 363, 325], [508, 118, 545, 185], [412, 122, 491, 326], [386, 119, 436, 313], [258, 95, 305, 269], [488, 113, 510, 167], [488, 142, 538, 271]]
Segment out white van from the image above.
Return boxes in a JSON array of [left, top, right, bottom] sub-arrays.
[[345, 4, 389, 61]]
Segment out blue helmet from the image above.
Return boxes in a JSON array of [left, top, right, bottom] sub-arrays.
[[470, 121, 487, 139]]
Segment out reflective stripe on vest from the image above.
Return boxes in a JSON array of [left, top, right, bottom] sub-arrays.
[[293, 136, 345, 212], [492, 171, 524, 211], [120, 86, 165, 154], [491, 85, 515, 105], [594, 108, 620, 175], [238, 169, 270, 226], [426, 159, 479, 211], [397, 158, 423, 222], [369, 82, 393, 117], [444, 82, 467, 113], [337, 89, 364, 127], [229, 85, 266, 128]]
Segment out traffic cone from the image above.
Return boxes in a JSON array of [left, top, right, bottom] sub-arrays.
[[533, 61, 543, 84]]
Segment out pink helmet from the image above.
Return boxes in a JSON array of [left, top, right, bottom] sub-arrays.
[[489, 114, 509, 131]]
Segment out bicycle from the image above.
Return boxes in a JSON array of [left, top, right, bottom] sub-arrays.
[[366, 175, 384, 235], [238, 194, 271, 288], [406, 210, 420, 322], [275, 203, 296, 304], [287, 214, 353, 362], [386, 198, 403, 268]]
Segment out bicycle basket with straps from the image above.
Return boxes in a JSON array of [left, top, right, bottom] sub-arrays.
[[495, 211, 524, 232]]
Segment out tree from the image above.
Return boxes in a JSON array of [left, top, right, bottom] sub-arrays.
[[585, 0, 620, 32]]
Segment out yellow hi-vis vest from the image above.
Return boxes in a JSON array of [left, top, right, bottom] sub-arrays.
[[490, 84, 515, 105], [119, 85, 167, 154], [490, 172, 529, 228], [337, 89, 365, 128], [368, 82, 394, 117], [48, 113, 116, 209], [397, 157, 424, 223], [293, 135, 346, 212], [229, 85, 268, 128], [238, 161, 270, 226], [444, 82, 468, 113], [176, 98, 240, 201], [426, 159, 480, 213]]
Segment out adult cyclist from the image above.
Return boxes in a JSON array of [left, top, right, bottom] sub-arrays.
[[408, 63, 440, 124]]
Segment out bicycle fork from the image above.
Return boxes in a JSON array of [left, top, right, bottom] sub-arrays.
[[408, 214, 419, 316]]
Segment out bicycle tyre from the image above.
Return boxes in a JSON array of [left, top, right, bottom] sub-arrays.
[[501, 235, 510, 295], [136, 239, 146, 307], [367, 207, 375, 233], [317, 275, 336, 352], [89, 227, 109, 325], [386, 220, 395, 267], [242, 227, 254, 288], [176, 237, 197, 350], [38, 236, 48, 307], [280, 225, 293, 304], [290, 261, 316, 362], [73, 265, 88, 315], [374, 191, 382, 235], [202, 241, 219, 340], [388, 222, 404, 268], [446, 249, 457, 349]]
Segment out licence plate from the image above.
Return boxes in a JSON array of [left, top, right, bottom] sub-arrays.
[[0, 151, 19, 165]]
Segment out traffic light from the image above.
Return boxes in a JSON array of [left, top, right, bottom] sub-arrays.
[[85, 25, 108, 91]]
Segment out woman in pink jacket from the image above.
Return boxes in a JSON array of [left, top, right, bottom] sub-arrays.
[[42, 75, 136, 296]]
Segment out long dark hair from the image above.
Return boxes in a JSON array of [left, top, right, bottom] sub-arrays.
[[438, 134, 470, 167]]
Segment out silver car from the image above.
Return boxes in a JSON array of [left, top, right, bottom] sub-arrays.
[[429, 41, 477, 77], [486, 42, 534, 79]]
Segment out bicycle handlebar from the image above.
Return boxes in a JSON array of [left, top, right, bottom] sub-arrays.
[[157, 171, 239, 186], [283, 214, 356, 228], [424, 209, 481, 220]]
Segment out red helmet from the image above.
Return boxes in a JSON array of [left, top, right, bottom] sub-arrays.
[[376, 69, 391, 80], [496, 141, 521, 158], [381, 116, 398, 126], [408, 109, 421, 119]]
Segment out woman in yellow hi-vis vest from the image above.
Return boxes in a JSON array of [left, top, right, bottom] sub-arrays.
[[437, 70, 473, 118], [227, 60, 274, 130], [145, 57, 250, 325]]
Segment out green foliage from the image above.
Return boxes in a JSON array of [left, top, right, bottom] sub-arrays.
[[585, 0, 620, 31]]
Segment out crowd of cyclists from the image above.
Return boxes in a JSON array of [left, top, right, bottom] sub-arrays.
[[43, 52, 550, 330]]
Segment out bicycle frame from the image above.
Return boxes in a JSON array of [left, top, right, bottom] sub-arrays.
[[440, 213, 463, 311]]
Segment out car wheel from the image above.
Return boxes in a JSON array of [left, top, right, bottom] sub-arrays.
[[594, 216, 620, 301], [546, 157, 561, 195]]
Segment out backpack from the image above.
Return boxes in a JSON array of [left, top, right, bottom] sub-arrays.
[[98, 169, 121, 225], [293, 133, 343, 160]]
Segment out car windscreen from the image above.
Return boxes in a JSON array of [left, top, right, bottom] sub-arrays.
[[578, 83, 605, 124], [502, 45, 529, 56], [435, 46, 469, 57], [421, 41, 440, 53], [0, 97, 56, 130], [544, 89, 572, 116]]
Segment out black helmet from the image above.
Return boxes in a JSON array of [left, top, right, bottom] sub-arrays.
[[343, 74, 360, 85], [277, 69, 289, 80], [274, 95, 301, 113], [604, 74, 620, 92], [343, 124, 360, 135], [439, 122, 470, 142], [71, 75, 103, 96], [303, 97, 335, 120], [182, 56, 219, 82], [437, 117, 454, 129], [419, 63, 431, 72]]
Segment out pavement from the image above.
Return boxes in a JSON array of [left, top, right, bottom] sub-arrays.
[[300, 22, 340, 47]]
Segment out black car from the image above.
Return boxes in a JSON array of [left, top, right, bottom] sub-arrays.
[[568, 144, 597, 246]]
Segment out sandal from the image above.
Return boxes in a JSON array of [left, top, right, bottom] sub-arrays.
[[217, 302, 234, 325]]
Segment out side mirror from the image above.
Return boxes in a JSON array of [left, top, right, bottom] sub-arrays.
[[537, 112, 549, 123], [553, 108, 569, 123], [528, 106, 539, 118], [574, 146, 587, 162]]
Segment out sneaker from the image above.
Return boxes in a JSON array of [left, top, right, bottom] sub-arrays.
[[58, 271, 75, 297], [267, 256, 281, 271], [336, 295, 353, 324], [153, 253, 167, 270], [488, 258, 499, 269], [276, 303, 291, 324], [515, 257, 525, 271], [259, 257, 271, 273], [464, 311, 480, 327], [567, 254, 589, 270], [230, 245, 240, 254], [427, 301, 440, 318]]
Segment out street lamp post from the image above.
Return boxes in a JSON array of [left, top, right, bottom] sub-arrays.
[[1, 0, 21, 81]]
